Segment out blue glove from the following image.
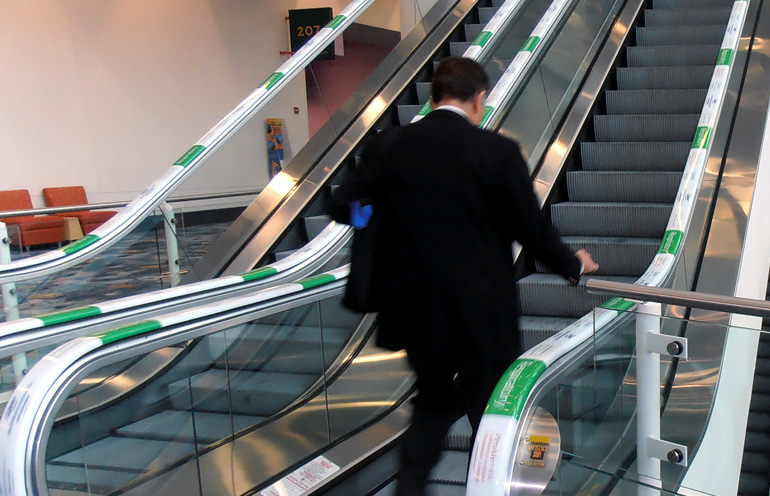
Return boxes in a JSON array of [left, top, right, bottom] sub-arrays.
[[350, 201, 373, 229]]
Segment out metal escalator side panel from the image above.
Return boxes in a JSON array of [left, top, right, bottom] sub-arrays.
[[188, 0, 476, 281]]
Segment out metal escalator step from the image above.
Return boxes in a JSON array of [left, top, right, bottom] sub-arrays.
[[429, 451, 469, 485], [636, 25, 727, 46], [749, 393, 770, 412], [168, 369, 317, 415], [741, 451, 770, 474], [305, 215, 331, 240], [738, 472, 768, 496], [551, 202, 671, 237], [520, 316, 578, 349], [581, 142, 690, 171], [274, 249, 297, 260], [755, 357, 770, 376], [416, 82, 432, 105], [398, 105, 422, 126], [517, 274, 637, 318], [51, 437, 195, 472], [753, 376, 770, 394], [46, 464, 139, 493], [644, 8, 732, 27], [115, 410, 262, 444], [479, 7, 497, 24], [450, 41, 471, 57], [747, 412, 770, 431], [443, 415, 473, 451], [209, 325, 351, 373], [616, 66, 714, 90], [653, 0, 734, 8], [594, 114, 699, 142], [627, 45, 721, 67], [426, 483, 467, 496], [536, 236, 660, 276], [465, 23, 484, 41], [567, 171, 682, 203], [606, 89, 707, 114], [743, 431, 770, 453]]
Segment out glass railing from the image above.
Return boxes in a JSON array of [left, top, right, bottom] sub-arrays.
[[0, 268, 413, 496], [499, 282, 769, 496]]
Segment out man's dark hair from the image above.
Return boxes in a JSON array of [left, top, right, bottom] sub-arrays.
[[431, 56, 490, 104]]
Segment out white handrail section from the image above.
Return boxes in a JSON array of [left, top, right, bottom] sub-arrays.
[[0, 0, 379, 285], [0, 222, 347, 352], [466, 2, 751, 495]]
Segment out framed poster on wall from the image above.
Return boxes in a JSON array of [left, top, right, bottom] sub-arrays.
[[266, 118, 285, 177]]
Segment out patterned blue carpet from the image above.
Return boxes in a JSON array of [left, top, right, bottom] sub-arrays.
[[2, 220, 231, 321]]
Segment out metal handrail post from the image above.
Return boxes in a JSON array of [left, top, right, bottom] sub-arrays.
[[637, 302, 662, 495], [159, 203, 181, 287], [0, 222, 25, 382]]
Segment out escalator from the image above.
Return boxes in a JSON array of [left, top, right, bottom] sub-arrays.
[[3, 0, 759, 493]]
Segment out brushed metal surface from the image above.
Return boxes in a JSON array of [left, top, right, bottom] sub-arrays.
[[189, 0, 470, 280]]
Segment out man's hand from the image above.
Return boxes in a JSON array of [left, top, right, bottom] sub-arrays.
[[576, 249, 599, 275]]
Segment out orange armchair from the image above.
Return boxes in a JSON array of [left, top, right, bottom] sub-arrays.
[[0, 189, 65, 248], [42, 186, 116, 235]]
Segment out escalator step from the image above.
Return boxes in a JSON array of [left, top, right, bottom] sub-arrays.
[[743, 431, 770, 453], [758, 342, 770, 358], [536, 236, 660, 276], [398, 105, 423, 126], [752, 376, 770, 394], [115, 410, 262, 444], [644, 8, 732, 27], [606, 89, 707, 114], [627, 45, 721, 67], [464, 23, 484, 41], [47, 464, 139, 494], [755, 357, 770, 376], [443, 416, 473, 451], [450, 42, 471, 57], [581, 142, 690, 171], [168, 369, 317, 416], [416, 82, 432, 105], [749, 393, 770, 412], [738, 472, 769, 496], [747, 412, 770, 431], [51, 437, 195, 472], [741, 451, 770, 474], [429, 451, 469, 485], [479, 7, 497, 24], [567, 171, 682, 203], [520, 316, 578, 349], [653, 0, 734, 8], [616, 66, 714, 90], [593, 114, 699, 142], [551, 202, 671, 237], [205, 324, 351, 373], [517, 274, 636, 317], [305, 215, 331, 240], [636, 25, 727, 46]]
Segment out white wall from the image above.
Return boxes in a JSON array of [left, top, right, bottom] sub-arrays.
[[0, 1, 311, 207]]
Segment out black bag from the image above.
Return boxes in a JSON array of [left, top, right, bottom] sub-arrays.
[[342, 207, 381, 313]]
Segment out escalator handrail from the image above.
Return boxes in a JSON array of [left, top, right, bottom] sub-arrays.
[[0, 222, 348, 359], [0, 266, 350, 496], [466, 1, 752, 495], [0, 0, 378, 286]]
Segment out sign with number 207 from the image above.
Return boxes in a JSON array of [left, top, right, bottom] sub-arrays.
[[288, 8, 335, 60]]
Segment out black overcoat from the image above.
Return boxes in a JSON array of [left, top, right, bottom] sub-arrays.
[[329, 109, 580, 362]]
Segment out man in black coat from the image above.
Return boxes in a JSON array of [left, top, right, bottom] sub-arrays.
[[329, 57, 598, 496]]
